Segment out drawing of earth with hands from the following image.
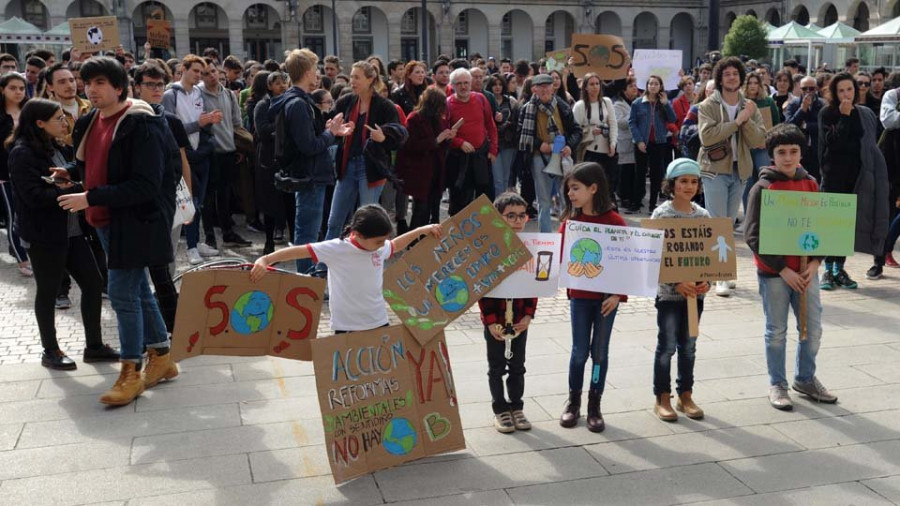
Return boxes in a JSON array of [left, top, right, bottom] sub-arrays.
[[568, 238, 604, 278]]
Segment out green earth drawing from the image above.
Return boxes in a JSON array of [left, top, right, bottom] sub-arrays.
[[434, 275, 469, 312], [230, 290, 274, 334], [382, 417, 417, 456], [570, 238, 603, 266]]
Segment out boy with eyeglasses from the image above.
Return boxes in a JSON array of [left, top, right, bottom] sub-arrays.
[[477, 192, 538, 434]]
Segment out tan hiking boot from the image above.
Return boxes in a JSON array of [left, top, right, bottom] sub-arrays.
[[676, 391, 705, 419], [99, 361, 145, 406], [144, 348, 179, 389], [654, 392, 678, 422]]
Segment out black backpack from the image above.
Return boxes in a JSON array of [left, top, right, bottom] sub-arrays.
[[272, 95, 315, 192]]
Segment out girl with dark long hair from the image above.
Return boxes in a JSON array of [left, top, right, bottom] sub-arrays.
[[0, 72, 30, 276], [8, 99, 118, 369]]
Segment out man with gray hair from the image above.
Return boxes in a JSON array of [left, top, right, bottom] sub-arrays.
[[445, 67, 498, 213]]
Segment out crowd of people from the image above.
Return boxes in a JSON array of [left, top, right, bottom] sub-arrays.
[[0, 43, 898, 433]]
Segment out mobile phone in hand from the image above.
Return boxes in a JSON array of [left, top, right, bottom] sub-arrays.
[[41, 175, 72, 185]]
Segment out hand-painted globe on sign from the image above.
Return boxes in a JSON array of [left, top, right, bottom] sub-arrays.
[[382, 417, 417, 456], [570, 238, 602, 266], [87, 26, 103, 46], [434, 275, 469, 312], [230, 290, 274, 334]]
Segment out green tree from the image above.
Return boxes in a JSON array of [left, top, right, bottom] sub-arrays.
[[722, 15, 768, 60]]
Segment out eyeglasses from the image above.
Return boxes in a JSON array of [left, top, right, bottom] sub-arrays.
[[140, 82, 165, 90], [857, 81, 870, 87], [52, 115, 67, 124], [503, 213, 529, 222], [801, 86, 817, 92]]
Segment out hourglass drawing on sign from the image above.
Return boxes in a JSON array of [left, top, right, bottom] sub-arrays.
[[535, 251, 553, 281]]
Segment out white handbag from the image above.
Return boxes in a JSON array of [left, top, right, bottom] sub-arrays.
[[173, 177, 195, 228]]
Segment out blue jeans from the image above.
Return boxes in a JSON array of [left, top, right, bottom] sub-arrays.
[[96, 227, 168, 360], [531, 155, 561, 233], [703, 166, 744, 223], [758, 274, 823, 387], [569, 298, 618, 393], [325, 156, 384, 241], [654, 298, 703, 395], [492, 148, 516, 199], [742, 148, 769, 214], [184, 155, 210, 249], [293, 184, 326, 274]]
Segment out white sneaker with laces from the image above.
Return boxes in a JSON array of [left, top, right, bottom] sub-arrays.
[[769, 385, 793, 410], [715, 281, 731, 297], [187, 248, 203, 265], [197, 243, 219, 257]]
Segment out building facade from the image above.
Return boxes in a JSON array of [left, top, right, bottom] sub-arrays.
[[1, 0, 897, 67]]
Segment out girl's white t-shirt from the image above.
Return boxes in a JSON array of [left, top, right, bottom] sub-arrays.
[[307, 238, 393, 331]]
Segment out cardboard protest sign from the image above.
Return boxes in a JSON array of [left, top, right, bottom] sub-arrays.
[[760, 107, 774, 130], [69, 16, 120, 54], [640, 218, 737, 283], [383, 195, 531, 345], [171, 268, 326, 362], [632, 49, 683, 90], [146, 19, 171, 49], [487, 233, 562, 298], [558, 222, 664, 297], [759, 190, 857, 256], [545, 48, 570, 73], [569, 34, 631, 80], [312, 325, 465, 484]]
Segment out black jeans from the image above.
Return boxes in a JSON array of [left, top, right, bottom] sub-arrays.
[[484, 327, 528, 414], [148, 264, 178, 333], [634, 143, 667, 210], [203, 151, 238, 238], [410, 171, 443, 229], [29, 237, 104, 351], [653, 298, 703, 395], [448, 151, 493, 215], [584, 151, 619, 205]]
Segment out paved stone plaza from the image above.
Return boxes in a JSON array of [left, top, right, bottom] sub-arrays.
[[1, 218, 900, 505]]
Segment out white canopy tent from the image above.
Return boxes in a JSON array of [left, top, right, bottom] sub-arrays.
[[855, 16, 900, 69], [767, 21, 826, 69]]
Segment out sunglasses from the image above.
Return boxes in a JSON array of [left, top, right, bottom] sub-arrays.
[[801, 86, 817, 92], [857, 81, 870, 87]]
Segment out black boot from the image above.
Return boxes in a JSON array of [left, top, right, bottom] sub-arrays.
[[586, 389, 605, 432], [559, 390, 581, 428], [396, 219, 409, 235]]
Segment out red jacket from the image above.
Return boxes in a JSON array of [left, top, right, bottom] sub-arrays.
[[559, 210, 629, 302], [395, 111, 449, 200], [447, 92, 498, 157]]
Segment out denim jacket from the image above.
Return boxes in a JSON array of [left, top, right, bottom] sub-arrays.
[[628, 96, 676, 146]]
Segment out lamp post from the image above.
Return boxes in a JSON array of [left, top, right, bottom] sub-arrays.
[[332, 0, 338, 57], [708, 0, 720, 52], [421, 0, 428, 62]]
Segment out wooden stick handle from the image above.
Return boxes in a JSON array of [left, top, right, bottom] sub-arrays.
[[687, 296, 700, 338], [799, 257, 808, 341]]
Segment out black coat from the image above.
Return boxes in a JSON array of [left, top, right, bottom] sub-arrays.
[[333, 92, 403, 183], [0, 111, 14, 180], [8, 139, 80, 246], [70, 100, 174, 269]]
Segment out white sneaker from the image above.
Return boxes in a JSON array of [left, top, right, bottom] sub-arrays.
[[187, 248, 203, 265], [197, 243, 219, 257], [727, 280, 736, 289], [715, 281, 731, 297]]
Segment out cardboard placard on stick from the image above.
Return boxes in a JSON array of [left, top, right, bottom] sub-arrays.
[[545, 48, 570, 73], [69, 16, 120, 54], [486, 233, 562, 299], [171, 268, 325, 362], [383, 195, 531, 346], [640, 218, 738, 283], [759, 190, 857, 256], [558, 223, 664, 297], [569, 34, 631, 80], [146, 19, 171, 49], [760, 107, 774, 131], [311, 325, 465, 484], [632, 49, 683, 90]]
